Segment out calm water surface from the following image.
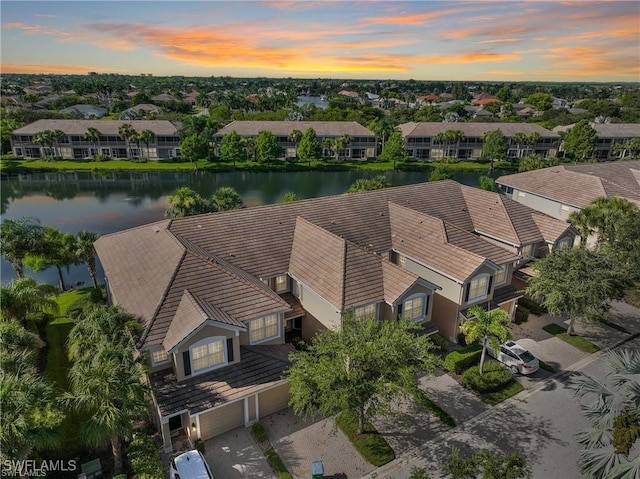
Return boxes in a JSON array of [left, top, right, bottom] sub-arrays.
[[0, 168, 507, 286]]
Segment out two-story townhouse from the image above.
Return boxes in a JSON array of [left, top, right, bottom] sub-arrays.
[[553, 123, 640, 161], [213, 120, 377, 160], [399, 122, 560, 161], [11, 119, 181, 160], [94, 180, 574, 451]]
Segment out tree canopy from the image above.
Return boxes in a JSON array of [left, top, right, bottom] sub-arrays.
[[347, 175, 391, 193], [286, 317, 440, 434], [1, 217, 46, 277], [379, 130, 406, 167], [562, 120, 597, 162], [481, 129, 507, 169], [297, 127, 322, 165], [461, 306, 511, 374], [255, 130, 281, 163]]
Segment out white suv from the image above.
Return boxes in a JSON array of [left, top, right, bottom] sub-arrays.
[[485, 340, 540, 375], [169, 450, 213, 479]]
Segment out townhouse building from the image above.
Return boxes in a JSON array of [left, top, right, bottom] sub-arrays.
[[95, 180, 573, 452], [553, 123, 640, 161]]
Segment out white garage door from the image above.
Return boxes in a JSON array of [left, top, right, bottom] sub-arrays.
[[259, 384, 291, 418]]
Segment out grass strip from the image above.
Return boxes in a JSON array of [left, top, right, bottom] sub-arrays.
[[415, 391, 456, 427], [542, 323, 600, 353], [542, 323, 567, 335], [479, 380, 524, 406], [538, 361, 557, 373], [250, 422, 293, 479], [336, 412, 395, 467], [598, 317, 630, 334]]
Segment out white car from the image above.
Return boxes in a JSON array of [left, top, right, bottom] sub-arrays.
[[485, 340, 540, 375], [169, 450, 213, 479]]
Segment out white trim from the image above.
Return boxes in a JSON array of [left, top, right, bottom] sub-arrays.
[[352, 302, 379, 321], [167, 319, 245, 354], [244, 397, 249, 425], [248, 314, 281, 345], [402, 293, 428, 322], [494, 264, 508, 286], [467, 273, 491, 303], [195, 415, 201, 439], [254, 394, 260, 422], [274, 274, 289, 293], [189, 336, 227, 375], [289, 273, 341, 313], [150, 348, 170, 366]]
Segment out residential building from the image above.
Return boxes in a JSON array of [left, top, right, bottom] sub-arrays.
[[214, 120, 377, 159], [553, 123, 640, 161], [59, 104, 108, 119], [399, 122, 560, 161], [11, 119, 181, 160], [94, 180, 573, 451]]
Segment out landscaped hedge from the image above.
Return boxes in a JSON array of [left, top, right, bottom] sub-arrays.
[[460, 362, 513, 393], [514, 305, 530, 324], [444, 344, 482, 374], [518, 297, 546, 316], [127, 433, 164, 479], [427, 333, 449, 354]]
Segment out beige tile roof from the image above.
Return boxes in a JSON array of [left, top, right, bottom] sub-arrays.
[[531, 212, 575, 243], [151, 345, 293, 416], [496, 161, 640, 208], [12, 119, 180, 135], [381, 261, 429, 305], [442, 222, 520, 265], [215, 120, 374, 137], [553, 123, 640, 138], [399, 122, 558, 138]]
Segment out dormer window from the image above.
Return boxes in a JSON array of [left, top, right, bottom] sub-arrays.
[[402, 294, 428, 322], [353, 303, 377, 321], [397, 253, 407, 268], [275, 274, 289, 293], [249, 314, 280, 344], [466, 273, 491, 303], [557, 237, 573, 250], [521, 244, 534, 259], [190, 337, 227, 374], [151, 348, 169, 365], [494, 264, 508, 285]]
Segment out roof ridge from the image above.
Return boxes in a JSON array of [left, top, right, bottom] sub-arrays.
[[495, 195, 521, 244]]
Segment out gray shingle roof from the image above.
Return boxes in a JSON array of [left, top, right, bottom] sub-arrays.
[[399, 122, 558, 138], [553, 123, 640, 138], [215, 120, 374, 137], [12, 119, 179, 135]]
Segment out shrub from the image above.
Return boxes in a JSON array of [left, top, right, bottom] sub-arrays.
[[444, 344, 482, 374], [92, 153, 110, 162], [90, 287, 104, 303], [514, 305, 530, 324], [66, 296, 97, 320], [518, 297, 546, 315], [195, 437, 205, 454], [112, 475, 127, 479], [461, 362, 513, 393], [251, 421, 268, 443], [427, 333, 449, 354], [127, 433, 164, 479]]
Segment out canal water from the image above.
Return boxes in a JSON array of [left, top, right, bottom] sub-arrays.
[[0, 168, 508, 286]]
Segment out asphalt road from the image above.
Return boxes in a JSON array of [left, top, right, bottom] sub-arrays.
[[366, 335, 639, 479]]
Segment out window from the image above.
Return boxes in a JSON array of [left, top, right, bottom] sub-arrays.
[[467, 274, 490, 302], [151, 348, 169, 365], [494, 264, 508, 285], [275, 274, 288, 293], [14, 148, 22, 156], [398, 253, 407, 268], [249, 314, 280, 344], [521, 244, 534, 259], [560, 204, 571, 215], [557, 237, 573, 250], [517, 191, 526, 200], [354, 303, 377, 320], [190, 338, 226, 373], [292, 280, 302, 299], [403, 294, 427, 322]]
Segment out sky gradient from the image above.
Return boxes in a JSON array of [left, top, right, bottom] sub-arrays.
[[1, 1, 639, 81]]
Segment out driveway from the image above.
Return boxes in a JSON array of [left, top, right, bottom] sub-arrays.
[[203, 426, 274, 478], [263, 409, 374, 479]]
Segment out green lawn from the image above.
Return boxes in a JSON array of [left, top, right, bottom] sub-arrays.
[[538, 360, 557, 373], [336, 412, 395, 467], [480, 380, 524, 405], [542, 323, 600, 353], [414, 390, 456, 427]]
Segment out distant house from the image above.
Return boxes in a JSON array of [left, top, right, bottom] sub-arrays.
[[553, 123, 640, 161], [119, 103, 161, 120], [59, 104, 108, 119], [214, 120, 377, 159], [152, 93, 178, 103], [94, 180, 573, 451], [11, 119, 180, 160], [398, 122, 560, 161]]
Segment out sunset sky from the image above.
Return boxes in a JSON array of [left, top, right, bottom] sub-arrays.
[[1, 1, 639, 82]]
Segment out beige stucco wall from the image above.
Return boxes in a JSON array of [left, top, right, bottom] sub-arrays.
[[295, 282, 342, 331], [509, 189, 578, 221], [401, 255, 460, 303], [431, 295, 461, 341], [302, 312, 327, 341]]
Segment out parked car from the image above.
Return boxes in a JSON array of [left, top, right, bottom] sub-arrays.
[[484, 340, 539, 375], [169, 450, 213, 479]]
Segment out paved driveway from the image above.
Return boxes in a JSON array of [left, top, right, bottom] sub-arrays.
[[203, 426, 274, 478], [263, 409, 374, 479]]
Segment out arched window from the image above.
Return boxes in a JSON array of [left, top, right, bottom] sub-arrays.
[[466, 273, 491, 303]]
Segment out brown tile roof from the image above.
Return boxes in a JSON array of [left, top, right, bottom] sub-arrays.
[[381, 261, 430, 304], [398, 122, 558, 138], [215, 120, 374, 137], [553, 123, 640, 138], [12, 119, 180, 135], [531, 212, 575, 243], [496, 161, 640, 208], [442, 222, 520, 265], [151, 345, 292, 417]]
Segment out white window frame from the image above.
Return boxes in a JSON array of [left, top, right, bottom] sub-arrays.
[[275, 274, 289, 293], [557, 237, 573, 250], [521, 244, 534, 259], [517, 190, 526, 200], [402, 294, 427, 322], [292, 280, 302, 300], [150, 348, 169, 365], [468, 273, 490, 303], [398, 253, 407, 268], [353, 303, 378, 321], [560, 204, 571, 215], [249, 314, 280, 345], [494, 264, 508, 286], [189, 337, 227, 375]]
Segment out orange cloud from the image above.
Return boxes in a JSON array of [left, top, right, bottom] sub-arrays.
[[544, 45, 640, 78], [482, 70, 524, 76], [360, 7, 476, 27], [416, 52, 521, 64], [0, 63, 116, 74]]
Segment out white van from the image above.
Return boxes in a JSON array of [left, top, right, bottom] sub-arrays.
[[169, 450, 214, 479]]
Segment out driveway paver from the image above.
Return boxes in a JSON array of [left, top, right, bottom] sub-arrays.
[[263, 409, 374, 479], [203, 426, 274, 478]]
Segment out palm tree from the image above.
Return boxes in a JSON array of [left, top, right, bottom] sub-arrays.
[[322, 138, 335, 160], [0, 217, 46, 277], [75, 230, 100, 289], [33, 130, 53, 159], [433, 130, 465, 159], [24, 227, 79, 291], [240, 136, 256, 163], [511, 132, 528, 159], [52, 129, 66, 158], [211, 186, 243, 211], [138, 129, 156, 159], [118, 123, 136, 158], [288, 129, 303, 159], [461, 306, 511, 374], [569, 196, 638, 245], [336, 134, 353, 160], [570, 349, 640, 479], [165, 186, 213, 218], [0, 276, 58, 323], [368, 117, 395, 154], [525, 132, 541, 156], [84, 127, 101, 158]]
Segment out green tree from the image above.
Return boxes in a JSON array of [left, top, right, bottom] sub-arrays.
[[297, 127, 322, 166], [461, 306, 511, 374], [481, 129, 507, 171], [441, 448, 532, 479], [570, 349, 640, 479], [368, 117, 396, 152], [165, 186, 214, 218], [219, 130, 244, 167], [414, 106, 442, 122], [562, 120, 597, 162], [180, 133, 209, 163], [75, 230, 101, 289], [286, 317, 440, 434], [0, 217, 46, 277], [518, 154, 546, 172], [118, 123, 136, 158], [255, 130, 281, 163], [347, 175, 391, 193], [335, 134, 352, 160], [138, 129, 156, 158], [433, 130, 465, 159], [612, 137, 640, 159], [525, 92, 552, 111], [526, 247, 631, 335], [379, 131, 406, 169], [240, 136, 256, 162], [0, 276, 58, 324], [478, 176, 499, 192], [511, 132, 529, 159], [84, 127, 101, 158], [287, 129, 303, 159], [211, 186, 243, 211], [282, 192, 299, 202], [24, 227, 78, 291], [429, 164, 451, 182]]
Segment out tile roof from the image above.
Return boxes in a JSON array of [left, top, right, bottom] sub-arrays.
[[12, 119, 180, 135], [553, 123, 640, 138], [381, 261, 430, 305], [398, 122, 558, 138], [496, 160, 640, 208], [531, 212, 575, 243], [151, 345, 293, 416], [215, 120, 374, 137]]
